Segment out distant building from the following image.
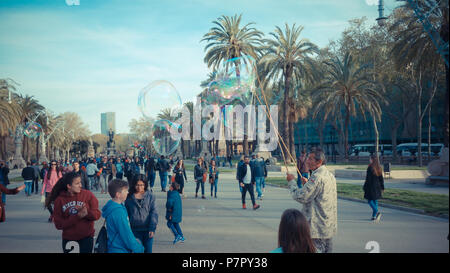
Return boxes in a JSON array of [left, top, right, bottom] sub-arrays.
[[101, 112, 116, 136]]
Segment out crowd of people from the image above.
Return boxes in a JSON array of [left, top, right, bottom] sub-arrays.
[[0, 147, 387, 254]]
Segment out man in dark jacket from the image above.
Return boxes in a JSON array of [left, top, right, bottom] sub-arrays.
[[237, 156, 260, 210], [72, 161, 90, 190], [21, 162, 36, 197], [157, 156, 170, 192], [31, 161, 40, 194], [145, 156, 157, 189]]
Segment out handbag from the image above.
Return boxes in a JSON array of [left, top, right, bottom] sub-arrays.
[[202, 173, 207, 183]]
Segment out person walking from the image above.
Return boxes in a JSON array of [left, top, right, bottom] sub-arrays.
[[173, 160, 187, 197], [46, 172, 101, 253], [21, 162, 36, 197], [236, 156, 244, 193], [72, 161, 89, 191], [97, 157, 112, 194], [124, 175, 158, 253], [42, 161, 63, 222], [363, 155, 385, 222], [209, 160, 219, 198], [31, 161, 40, 195], [166, 182, 185, 244], [101, 179, 144, 253], [157, 155, 170, 192], [286, 148, 337, 253], [1, 182, 25, 223], [237, 156, 260, 210], [194, 158, 206, 199], [252, 156, 265, 201], [271, 209, 317, 253], [86, 159, 99, 191], [145, 156, 157, 190], [115, 158, 125, 180]]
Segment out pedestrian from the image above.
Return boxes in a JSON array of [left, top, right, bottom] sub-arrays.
[[101, 179, 144, 253], [166, 182, 185, 244], [109, 158, 117, 182], [286, 147, 337, 253], [0, 161, 10, 205], [115, 158, 125, 180], [271, 209, 317, 253], [124, 175, 158, 253], [173, 160, 187, 197], [237, 156, 260, 210], [297, 150, 309, 188], [363, 155, 385, 222], [261, 157, 267, 196], [227, 154, 233, 168], [209, 160, 219, 198], [194, 158, 206, 199], [39, 162, 48, 189], [157, 155, 169, 192], [252, 156, 265, 200], [46, 172, 101, 253], [21, 161, 36, 197], [31, 160, 40, 195], [72, 161, 89, 191], [145, 156, 157, 190], [1, 182, 25, 223], [86, 159, 99, 191], [42, 160, 63, 222], [97, 156, 112, 194], [129, 157, 141, 184]]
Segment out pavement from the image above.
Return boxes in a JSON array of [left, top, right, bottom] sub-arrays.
[[0, 171, 448, 253]]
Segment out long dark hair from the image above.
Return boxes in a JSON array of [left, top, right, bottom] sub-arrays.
[[175, 160, 185, 170], [47, 161, 60, 180], [369, 155, 382, 177], [128, 174, 149, 197], [45, 172, 81, 209], [278, 209, 316, 253]]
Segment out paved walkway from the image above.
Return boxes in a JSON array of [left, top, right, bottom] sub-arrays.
[[0, 171, 448, 253]]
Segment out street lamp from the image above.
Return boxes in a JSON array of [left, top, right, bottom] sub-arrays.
[[376, 0, 388, 27]]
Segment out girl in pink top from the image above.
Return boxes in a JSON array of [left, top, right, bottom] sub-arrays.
[[42, 161, 62, 222]]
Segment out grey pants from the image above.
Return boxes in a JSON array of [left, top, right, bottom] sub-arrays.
[[313, 238, 333, 253]]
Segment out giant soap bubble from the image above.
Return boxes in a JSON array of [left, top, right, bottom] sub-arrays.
[[151, 119, 181, 156], [23, 122, 42, 139], [138, 80, 183, 120]]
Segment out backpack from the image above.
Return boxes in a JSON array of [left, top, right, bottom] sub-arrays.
[[94, 220, 108, 253]]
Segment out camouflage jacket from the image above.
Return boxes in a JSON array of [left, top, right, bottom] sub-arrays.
[[288, 165, 337, 239]]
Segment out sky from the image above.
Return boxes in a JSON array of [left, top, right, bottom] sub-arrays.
[[0, 0, 400, 134]]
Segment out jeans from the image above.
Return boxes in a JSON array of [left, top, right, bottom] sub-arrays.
[[24, 181, 32, 196], [167, 221, 183, 239], [159, 172, 168, 191], [196, 180, 205, 196], [368, 200, 378, 218], [148, 172, 156, 188], [262, 177, 266, 189], [62, 237, 94, 253], [99, 174, 109, 192], [210, 178, 218, 196], [88, 176, 96, 191], [241, 183, 256, 206], [254, 177, 263, 198], [132, 230, 154, 253], [32, 178, 39, 194]]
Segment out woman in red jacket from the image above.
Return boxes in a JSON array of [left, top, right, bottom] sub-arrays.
[[46, 172, 101, 253], [1, 183, 25, 223]]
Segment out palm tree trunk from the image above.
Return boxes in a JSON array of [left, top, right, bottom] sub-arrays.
[[428, 104, 432, 162], [372, 116, 379, 158], [283, 71, 291, 163], [344, 110, 350, 161]]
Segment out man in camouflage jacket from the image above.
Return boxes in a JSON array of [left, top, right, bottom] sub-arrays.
[[286, 148, 337, 253]]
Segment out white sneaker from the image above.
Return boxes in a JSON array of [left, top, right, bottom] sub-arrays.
[[375, 212, 381, 222]]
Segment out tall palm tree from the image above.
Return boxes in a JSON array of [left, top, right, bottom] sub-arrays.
[[201, 14, 264, 156], [313, 51, 386, 160], [0, 79, 22, 160], [260, 23, 319, 162]]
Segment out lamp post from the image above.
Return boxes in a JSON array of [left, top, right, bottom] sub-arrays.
[[376, 0, 388, 27]]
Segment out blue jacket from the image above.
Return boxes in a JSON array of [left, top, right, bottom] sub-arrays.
[[124, 191, 158, 232], [165, 190, 182, 223], [101, 200, 144, 253], [252, 159, 266, 178]]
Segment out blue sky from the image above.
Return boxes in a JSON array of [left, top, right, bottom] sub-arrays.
[[0, 0, 399, 134]]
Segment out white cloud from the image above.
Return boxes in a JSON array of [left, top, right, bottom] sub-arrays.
[[365, 0, 379, 6]]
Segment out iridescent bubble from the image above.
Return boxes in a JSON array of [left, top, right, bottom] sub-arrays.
[[152, 119, 181, 156], [138, 80, 183, 120], [23, 122, 42, 139]]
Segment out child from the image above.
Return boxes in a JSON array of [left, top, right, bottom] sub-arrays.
[[271, 209, 317, 253], [166, 182, 185, 244], [101, 179, 144, 253]]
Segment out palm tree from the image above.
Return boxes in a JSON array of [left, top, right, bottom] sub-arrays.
[[0, 79, 22, 160], [260, 23, 319, 162], [201, 14, 264, 156], [313, 51, 386, 160]]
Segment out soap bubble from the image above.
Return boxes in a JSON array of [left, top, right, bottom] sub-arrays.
[[152, 119, 181, 156], [138, 80, 183, 120], [23, 122, 42, 139]]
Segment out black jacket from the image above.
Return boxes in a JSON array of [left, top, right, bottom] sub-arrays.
[[21, 167, 36, 181], [73, 169, 89, 190], [194, 164, 206, 181], [363, 166, 385, 200], [145, 158, 156, 174], [173, 166, 187, 184], [237, 163, 255, 184], [0, 166, 10, 185]]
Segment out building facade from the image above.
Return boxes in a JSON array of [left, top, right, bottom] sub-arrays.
[[101, 112, 116, 136]]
